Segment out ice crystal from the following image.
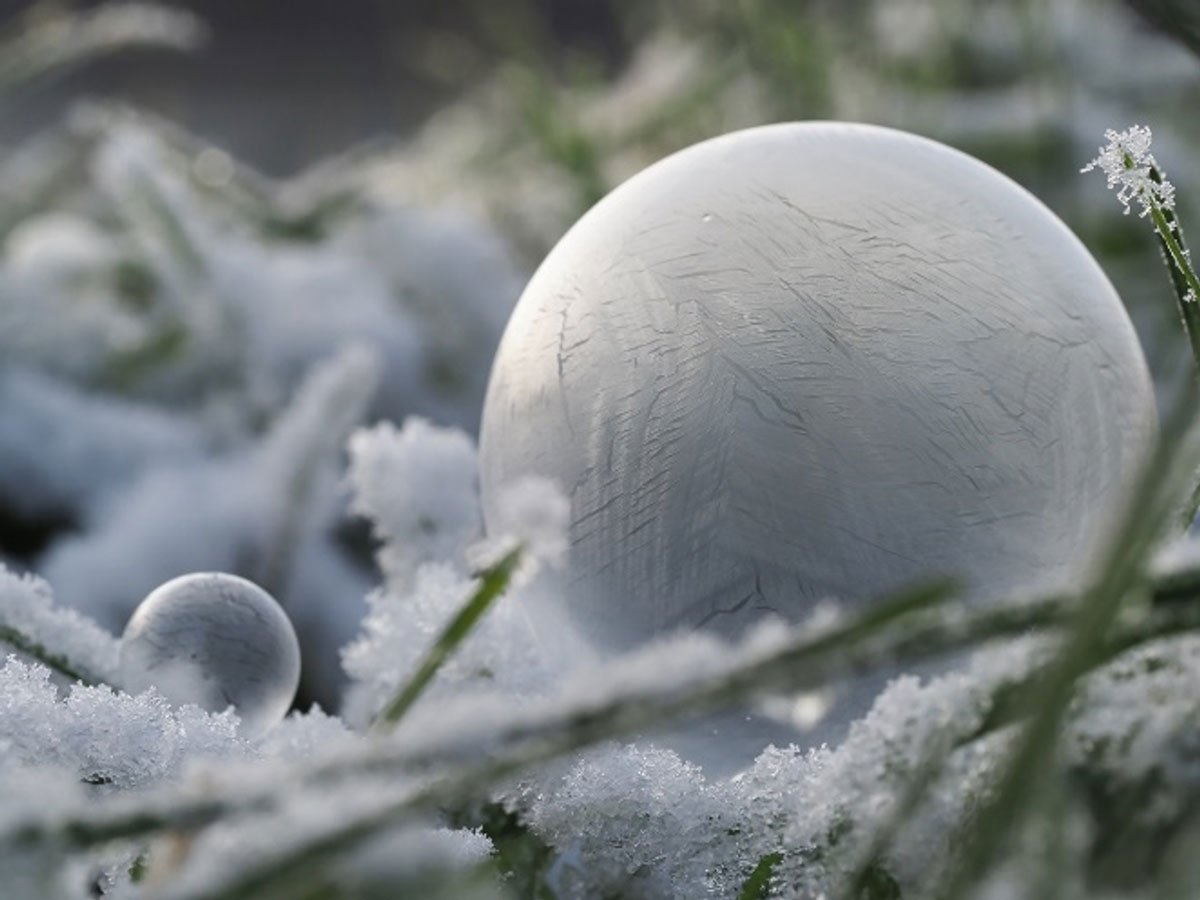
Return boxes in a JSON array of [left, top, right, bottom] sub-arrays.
[[1081, 124, 1175, 217], [0, 657, 247, 789]]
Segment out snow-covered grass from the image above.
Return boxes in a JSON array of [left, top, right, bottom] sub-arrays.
[[4, 2, 1200, 898]]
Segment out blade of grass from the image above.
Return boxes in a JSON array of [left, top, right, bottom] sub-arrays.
[[738, 852, 784, 900], [373, 546, 524, 730]]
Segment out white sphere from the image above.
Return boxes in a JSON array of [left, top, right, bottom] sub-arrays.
[[119, 573, 301, 737], [480, 122, 1156, 651]]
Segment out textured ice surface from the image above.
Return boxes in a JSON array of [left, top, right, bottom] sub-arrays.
[[119, 572, 301, 737], [480, 121, 1156, 651]]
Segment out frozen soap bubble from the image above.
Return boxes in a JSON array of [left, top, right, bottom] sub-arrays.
[[119, 572, 301, 738], [479, 122, 1156, 653]]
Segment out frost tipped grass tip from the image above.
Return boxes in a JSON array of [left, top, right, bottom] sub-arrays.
[[1084, 125, 1200, 371], [1081, 125, 1175, 219]]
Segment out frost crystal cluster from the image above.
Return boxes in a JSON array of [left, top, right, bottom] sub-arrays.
[[1081, 125, 1175, 218]]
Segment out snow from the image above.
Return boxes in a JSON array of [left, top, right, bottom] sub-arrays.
[[0, 657, 247, 789], [0, 368, 204, 522], [0, 4, 1197, 895], [0, 565, 119, 683], [341, 423, 582, 726], [346, 418, 482, 587]]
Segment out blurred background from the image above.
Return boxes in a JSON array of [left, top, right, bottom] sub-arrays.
[[1, 0, 1197, 707]]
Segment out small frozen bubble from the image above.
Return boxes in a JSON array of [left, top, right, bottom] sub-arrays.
[[119, 572, 301, 738], [480, 122, 1157, 652]]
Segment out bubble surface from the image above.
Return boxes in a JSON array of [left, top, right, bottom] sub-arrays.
[[480, 122, 1157, 651], [119, 572, 301, 737]]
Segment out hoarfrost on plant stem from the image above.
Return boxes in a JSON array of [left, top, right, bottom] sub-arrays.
[[0, 564, 119, 683], [150, 777, 495, 900], [480, 475, 572, 572], [1081, 124, 1176, 218]]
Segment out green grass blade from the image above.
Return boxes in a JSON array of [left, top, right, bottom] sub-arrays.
[[373, 546, 523, 730]]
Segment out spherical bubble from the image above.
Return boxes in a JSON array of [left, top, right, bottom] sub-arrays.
[[480, 122, 1156, 653], [119, 572, 301, 738]]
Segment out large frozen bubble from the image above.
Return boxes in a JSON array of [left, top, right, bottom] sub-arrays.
[[479, 122, 1156, 653], [119, 572, 301, 738]]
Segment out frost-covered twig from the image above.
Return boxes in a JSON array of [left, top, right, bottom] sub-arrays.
[[22, 561, 1200, 862], [373, 545, 523, 730], [0, 579, 953, 853], [74, 580, 1200, 900]]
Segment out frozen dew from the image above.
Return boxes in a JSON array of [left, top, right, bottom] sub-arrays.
[[1081, 124, 1174, 218], [481, 122, 1156, 656], [119, 572, 301, 738]]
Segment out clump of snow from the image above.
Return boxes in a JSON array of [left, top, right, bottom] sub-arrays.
[[256, 706, 354, 760], [0, 368, 205, 524], [0, 657, 247, 789], [346, 418, 481, 586], [475, 475, 571, 573], [341, 421, 581, 726]]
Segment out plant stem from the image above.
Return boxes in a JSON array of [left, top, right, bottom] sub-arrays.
[[0, 624, 98, 684], [372, 546, 523, 730], [1149, 198, 1200, 368], [1145, 165, 1200, 528]]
